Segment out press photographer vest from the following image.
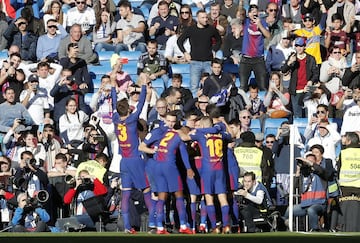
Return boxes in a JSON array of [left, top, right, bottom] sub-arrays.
[[339, 148, 360, 188], [234, 146, 262, 182]]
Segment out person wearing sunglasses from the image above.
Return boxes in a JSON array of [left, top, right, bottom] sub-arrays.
[[264, 2, 282, 50], [65, 0, 96, 39]]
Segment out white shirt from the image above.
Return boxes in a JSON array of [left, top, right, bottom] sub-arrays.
[[66, 7, 96, 32], [164, 35, 190, 59], [19, 88, 50, 125], [341, 104, 360, 135], [59, 111, 89, 142]]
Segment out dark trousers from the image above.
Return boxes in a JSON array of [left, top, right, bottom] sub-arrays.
[[239, 56, 268, 92], [240, 204, 261, 233]]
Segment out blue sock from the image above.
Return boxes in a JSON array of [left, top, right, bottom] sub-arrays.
[[207, 205, 216, 229], [200, 199, 207, 225], [232, 197, 239, 225], [176, 197, 186, 226], [121, 190, 131, 230], [156, 199, 165, 228], [190, 202, 196, 229], [221, 205, 230, 227], [148, 198, 157, 228]]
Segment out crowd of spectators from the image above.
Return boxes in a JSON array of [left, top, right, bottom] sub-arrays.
[[0, 0, 359, 235]]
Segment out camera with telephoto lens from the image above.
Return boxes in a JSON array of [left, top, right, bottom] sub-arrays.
[[25, 158, 37, 167], [23, 190, 49, 213], [296, 159, 312, 177]]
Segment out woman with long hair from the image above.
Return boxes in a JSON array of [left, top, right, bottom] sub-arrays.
[[59, 98, 89, 145], [43, 0, 67, 30], [177, 4, 195, 33], [93, 9, 117, 52]]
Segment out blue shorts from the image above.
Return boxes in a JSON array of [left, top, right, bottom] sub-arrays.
[[120, 157, 149, 189], [154, 162, 183, 193], [145, 158, 157, 192], [200, 169, 227, 195]]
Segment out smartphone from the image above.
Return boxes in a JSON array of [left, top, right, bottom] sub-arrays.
[[312, 113, 317, 118], [38, 123, 44, 133]]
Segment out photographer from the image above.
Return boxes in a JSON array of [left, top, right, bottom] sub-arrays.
[[81, 118, 109, 160], [63, 169, 107, 229], [283, 145, 335, 232], [13, 151, 49, 197], [39, 124, 62, 171], [11, 192, 50, 232], [236, 171, 273, 233]]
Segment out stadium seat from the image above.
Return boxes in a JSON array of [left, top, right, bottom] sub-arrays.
[[170, 63, 190, 75], [293, 118, 309, 136], [139, 5, 149, 19], [0, 50, 7, 60], [264, 118, 288, 137], [98, 51, 114, 61], [122, 61, 138, 75], [250, 119, 262, 133], [119, 51, 142, 61], [88, 64, 109, 75], [92, 78, 102, 89]]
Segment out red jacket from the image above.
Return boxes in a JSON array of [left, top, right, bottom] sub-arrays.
[[63, 178, 107, 204]]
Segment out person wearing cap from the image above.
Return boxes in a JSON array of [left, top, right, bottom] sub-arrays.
[[107, 54, 133, 93], [283, 145, 335, 232], [36, 18, 68, 62], [293, 3, 327, 65], [281, 36, 319, 118], [19, 74, 50, 125], [239, 4, 270, 92], [265, 30, 295, 73]]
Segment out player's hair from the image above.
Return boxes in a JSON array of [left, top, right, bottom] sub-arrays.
[[116, 98, 130, 116]]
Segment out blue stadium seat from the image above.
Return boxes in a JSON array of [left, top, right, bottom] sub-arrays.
[[153, 86, 164, 97], [139, 5, 149, 19], [250, 119, 262, 133], [88, 64, 109, 75], [0, 50, 7, 60], [92, 78, 102, 89], [171, 63, 190, 76], [98, 51, 114, 61], [152, 78, 165, 89], [122, 61, 138, 75], [119, 51, 142, 61], [85, 93, 93, 105], [264, 118, 288, 137], [100, 60, 111, 69], [293, 118, 309, 136]]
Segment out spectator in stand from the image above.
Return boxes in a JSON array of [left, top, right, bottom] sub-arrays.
[[207, 2, 228, 45], [282, 0, 303, 25], [164, 27, 191, 64], [59, 97, 89, 145], [92, 9, 116, 53], [177, 4, 195, 33], [239, 4, 270, 92], [294, 6, 327, 65], [19, 74, 50, 126], [324, 13, 351, 57], [22, 61, 63, 112], [59, 43, 92, 114], [3, 17, 38, 63], [307, 118, 341, 168], [147, 0, 180, 27], [177, 9, 221, 96], [222, 18, 243, 74], [65, 0, 95, 39], [326, 0, 355, 33], [265, 134, 276, 150], [342, 51, 360, 89], [161, 73, 193, 106], [0, 12, 8, 52], [0, 87, 33, 134], [281, 37, 319, 118], [264, 2, 283, 50], [16, 131, 46, 168], [304, 104, 338, 141], [108, 54, 133, 93], [58, 24, 99, 65], [147, 97, 168, 130], [0, 53, 26, 103], [220, 0, 238, 20], [238, 109, 252, 133], [303, 83, 331, 121], [266, 30, 295, 74], [340, 90, 360, 135], [149, 0, 179, 50], [39, 124, 62, 170], [248, 84, 266, 120], [137, 39, 169, 87], [20, 6, 45, 37], [43, 0, 67, 31], [36, 19, 68, 62], [114, 0, 147, 53], [263, 72, 291, 119], [92, 0, 116, 17]]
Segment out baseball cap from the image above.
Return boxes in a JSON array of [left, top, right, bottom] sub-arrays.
[[303, 13, 314, 21], [28, 74, 39, 83], [255, 132, 264, 141], [294, 37, 306, 47], [281, 30, 290, 39]]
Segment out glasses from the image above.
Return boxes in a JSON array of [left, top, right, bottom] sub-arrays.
[[180, 11, 190, 14], [44, 129, 53, 132], [332, 51, 341, 54], [241, 116, 251, 119], [316, 110, 326, 114], [76, 1, 85, 4], [18, 22, 27, 26], [198, 101, 208, 104], [266, 140, 275, 144], [130, 92, 140, 96], [304, 19, 313, 22], [268, 9, 277, 12], [48, 25, 57, 29]]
